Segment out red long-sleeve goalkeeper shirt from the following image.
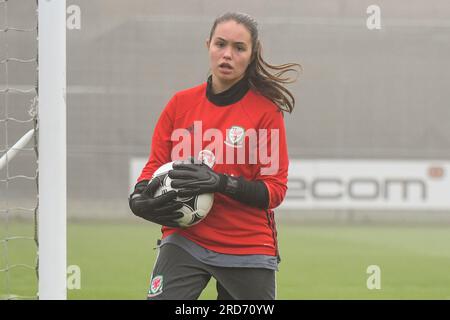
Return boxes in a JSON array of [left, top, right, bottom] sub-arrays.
[[137, 81, 289, 256]]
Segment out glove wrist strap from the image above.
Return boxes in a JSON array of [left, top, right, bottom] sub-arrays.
[[219, 174, 239, 196]]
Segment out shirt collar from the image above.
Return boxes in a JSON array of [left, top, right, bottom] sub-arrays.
[[206, 75, 250, 106]]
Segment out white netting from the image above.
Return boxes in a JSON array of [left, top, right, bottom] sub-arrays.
[[0, 0, 38, 300]]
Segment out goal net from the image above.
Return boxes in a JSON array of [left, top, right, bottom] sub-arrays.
[[0, 0, 39, 300], [0, 0, 66, 300]]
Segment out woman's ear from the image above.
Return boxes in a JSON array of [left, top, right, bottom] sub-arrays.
[[206, 39, 210, 49]]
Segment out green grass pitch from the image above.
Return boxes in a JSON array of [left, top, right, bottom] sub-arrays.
[[2, 221, 450, 299]]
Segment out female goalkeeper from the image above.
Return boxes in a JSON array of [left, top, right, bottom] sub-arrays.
[[129, 12, 300, 300]]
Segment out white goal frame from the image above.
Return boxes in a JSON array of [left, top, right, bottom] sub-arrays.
[[38, 0, 67, 300]]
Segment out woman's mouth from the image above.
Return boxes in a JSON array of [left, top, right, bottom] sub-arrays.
[[219, 63, 233, 69], [218, 63, 233, 74]]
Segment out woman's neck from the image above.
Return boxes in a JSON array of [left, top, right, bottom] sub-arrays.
[[206, 74, 250, 106], [211, 74, 245, 94]]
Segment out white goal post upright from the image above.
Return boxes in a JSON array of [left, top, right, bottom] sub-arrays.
[[38, 0, 67, 300]]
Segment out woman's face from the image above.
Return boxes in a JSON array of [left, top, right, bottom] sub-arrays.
[[207, 20, 253, 92]]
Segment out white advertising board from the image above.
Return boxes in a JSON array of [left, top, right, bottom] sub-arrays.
[[282, 160, 450, 210]]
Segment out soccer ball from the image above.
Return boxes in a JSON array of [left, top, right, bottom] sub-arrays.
[[151, 161, 214, 228]]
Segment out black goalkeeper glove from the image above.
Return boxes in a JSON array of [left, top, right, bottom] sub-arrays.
[[129, 178, 184, 227], [168, 160, 269, 209], [168, 161, 233, 198]]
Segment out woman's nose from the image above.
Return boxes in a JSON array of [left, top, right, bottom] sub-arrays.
[[222, 46, 232, 59]]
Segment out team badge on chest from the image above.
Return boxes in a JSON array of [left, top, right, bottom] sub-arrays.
[[224, 125, 245, 148]]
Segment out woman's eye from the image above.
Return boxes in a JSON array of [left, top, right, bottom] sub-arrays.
[[216, 42, 225, 48], [237, 46, 245, 52]]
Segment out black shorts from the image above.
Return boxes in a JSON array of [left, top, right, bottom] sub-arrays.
[[147, 243, 276, 300]]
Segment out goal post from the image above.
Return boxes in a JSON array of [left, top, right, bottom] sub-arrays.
[[38, 0, 67, 300]]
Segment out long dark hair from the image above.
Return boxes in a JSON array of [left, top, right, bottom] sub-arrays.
[[208, 12, 301, 113]]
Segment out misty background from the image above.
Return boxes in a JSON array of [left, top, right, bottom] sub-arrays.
[[1, 0, 449, 220]]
